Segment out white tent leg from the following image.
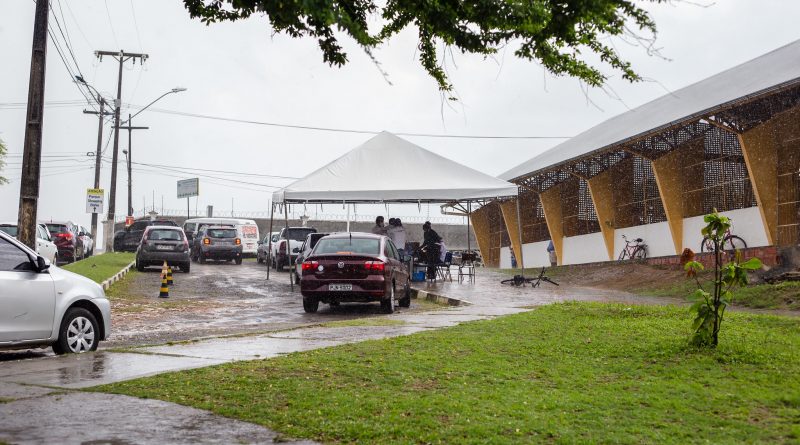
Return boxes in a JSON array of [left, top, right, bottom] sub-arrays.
[[346, 203, 350, 232], [266, 202, 274, 280], [516, 194, 525, 279]]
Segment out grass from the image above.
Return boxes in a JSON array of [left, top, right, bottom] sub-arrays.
[[62, 252, 135, 284], [96, 303, 800, 444]]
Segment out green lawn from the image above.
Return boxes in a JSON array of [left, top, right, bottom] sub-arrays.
[[96, 303, 800, 444], [62, 252, 135, 283]]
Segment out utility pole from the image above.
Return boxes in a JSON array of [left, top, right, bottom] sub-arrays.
[[118, 113, 148, 218], [16, 0, 49, 250], [83, 97, 113, 242], [95, 50, 148, 251]]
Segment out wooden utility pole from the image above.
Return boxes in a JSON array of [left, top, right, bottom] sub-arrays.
[[16, 0, 49, 249], [83, 97, 113, 242], [95, 50, 148, 251], [118, 113, 148, 218]]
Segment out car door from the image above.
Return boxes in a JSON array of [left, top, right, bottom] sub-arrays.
[[0, 236, 56, 342], [387, 240, 408, 285]]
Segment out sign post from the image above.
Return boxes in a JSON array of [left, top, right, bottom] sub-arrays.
[[177, 178, 199, 222], [86, 188, 104, 214]]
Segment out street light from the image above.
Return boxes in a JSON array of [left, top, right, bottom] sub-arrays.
[[118, 87, 187, 217]]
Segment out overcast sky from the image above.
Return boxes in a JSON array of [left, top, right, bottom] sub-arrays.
[[1, 1, 799, 238]]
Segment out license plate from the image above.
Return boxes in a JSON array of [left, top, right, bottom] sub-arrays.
[[156, 245, 173, 251], [328, 284, 352, 291]]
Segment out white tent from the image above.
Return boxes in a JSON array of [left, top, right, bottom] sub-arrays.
[[273, 131, 518, 203]]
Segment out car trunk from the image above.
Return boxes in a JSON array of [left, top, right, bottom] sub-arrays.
[[143, 238, 185, 253], [308, 254, 378, 279]]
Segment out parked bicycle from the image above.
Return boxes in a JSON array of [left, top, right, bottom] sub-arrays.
[[700, 225, 747, 253], [618, 234, 647, 261]]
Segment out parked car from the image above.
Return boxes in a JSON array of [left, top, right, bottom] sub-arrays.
[[77, 224, 94, 257], [183, 218, 260, 256], [0, 231, 111, 354], [191, 225, 243, 264], [0, 222, 59, 265], [114, 219, 178, 252], [44, 221, 85, 264], [300, 232, 410, 314], [292, 232, 330, 284], [272, 227, 317, 270], [135, 226, 191, 273], [256, 232, 280, 264]]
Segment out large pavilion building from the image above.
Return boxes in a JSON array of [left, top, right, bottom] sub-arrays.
[[471, 39, 800, 268]]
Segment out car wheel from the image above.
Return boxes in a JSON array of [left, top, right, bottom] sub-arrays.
[[235, 258, 242, 265], [399, 282, 411, 308], [136, 257, 145, 272], [182, 262, 191, 273], [303, 297, 319, 313], [199, 254, 206, 264], [257, 254, 263, 264], [381, 283, 396, 314], [52, 307, 99, 355]]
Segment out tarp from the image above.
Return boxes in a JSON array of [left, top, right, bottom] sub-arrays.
[[500, 39, 800, 181], [273, 131, 518, 203]]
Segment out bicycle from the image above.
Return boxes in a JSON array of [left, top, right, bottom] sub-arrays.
[[618, 234, 647, 261], [700, 226, 746, 253], [500, 267, 559, 287]]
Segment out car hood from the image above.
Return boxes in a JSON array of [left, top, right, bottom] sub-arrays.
[[48, 265, 106, 300]]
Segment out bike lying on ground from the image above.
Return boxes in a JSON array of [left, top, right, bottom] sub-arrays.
[[618, 234, 647, 261], [500, 267, 559, 287]]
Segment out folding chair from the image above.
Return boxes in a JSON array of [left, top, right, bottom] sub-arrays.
[[458, 251, 476, 283], [436, 251, 453, 282]]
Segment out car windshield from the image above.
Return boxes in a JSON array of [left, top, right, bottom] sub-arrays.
[[207, 228, 237, 238], [149, 229, 183, 241], [286, 228, 315, 241], [130, 221, 149, 231], [0, 225, 18, 237], [313, 238, 380, 255], [46, 224, 68, 234]]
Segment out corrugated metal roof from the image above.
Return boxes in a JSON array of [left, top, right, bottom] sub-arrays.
[[499, 39, 800, 181]]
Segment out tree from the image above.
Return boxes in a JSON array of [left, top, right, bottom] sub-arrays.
[[685, 211, 761, 347], [0, 137, 8, 185], [183, 0, 662, 93]]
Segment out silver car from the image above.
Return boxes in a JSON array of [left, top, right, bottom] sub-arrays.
[[0, 231, 111, 354]]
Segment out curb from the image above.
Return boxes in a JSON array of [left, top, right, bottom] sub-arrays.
[[410, 287, 472, 306], [101, 261, 135, 291]]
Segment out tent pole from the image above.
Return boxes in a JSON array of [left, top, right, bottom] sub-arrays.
[[266, 201, 274, 280], [516, 194, 525, 280], [467, 201, 471, 252], [285, 203, 293, 291], [346, 202, 350, 232]]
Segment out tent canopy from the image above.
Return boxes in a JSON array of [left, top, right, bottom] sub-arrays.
[[499, 39, 800, 181], [273, 131, 518, 203]]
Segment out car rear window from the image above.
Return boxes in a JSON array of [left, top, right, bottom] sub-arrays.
[[207, 228, 237, 238], [153, 220, 178, 227], [46, 224, 69, 234], [286, 228, 315, 241], [313, 238, 380, 255], [148, 229, 184, 241], [0, 225, 18, 237], [130, 221, 150, 230]]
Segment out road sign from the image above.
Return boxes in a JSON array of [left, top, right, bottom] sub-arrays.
[[86, 188, 104, 214], [177, 178, 199, 199], [125, 216, 134, 227]]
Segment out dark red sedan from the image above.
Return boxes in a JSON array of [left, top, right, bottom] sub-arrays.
[[300, 232, 410, 314]]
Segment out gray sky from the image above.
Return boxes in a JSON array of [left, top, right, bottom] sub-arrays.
[[1, 1, 799, 236]]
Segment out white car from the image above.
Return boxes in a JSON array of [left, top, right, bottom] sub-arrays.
[[77, 224, 94, 257], [0, 222, 58, 265], [0, 231, 111, 354]]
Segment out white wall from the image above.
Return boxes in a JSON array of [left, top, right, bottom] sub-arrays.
[[521, 240, 552, 268], [562, 232, 608, 265], [615, 221, 675, 259], [499, 246, 512, 269], [683, 206, 769, 251]]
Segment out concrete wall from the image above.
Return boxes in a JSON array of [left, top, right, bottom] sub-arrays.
[[682, 206, 769, 252], [562, 232, 607, 265], [499, 246, 512, 269], [614, 221, 674, 259], [521, 240, 552, 268]]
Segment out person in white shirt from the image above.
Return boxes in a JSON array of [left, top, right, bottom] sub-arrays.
[[387, 218, 407, 257]]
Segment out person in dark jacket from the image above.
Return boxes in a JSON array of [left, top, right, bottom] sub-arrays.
[[421, 221, 442, 279]]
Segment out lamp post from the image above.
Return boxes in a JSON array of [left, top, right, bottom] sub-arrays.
[[117, 87, 187, 218]]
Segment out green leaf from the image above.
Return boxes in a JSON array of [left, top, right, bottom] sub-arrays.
[[684, 261, 704, 272], [739, 258, 763, 270]]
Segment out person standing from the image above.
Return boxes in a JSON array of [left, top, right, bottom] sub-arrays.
[[547, 240, 557, 266], [372, 216, 387, 235], [387, 218, 407, 257], [421, 221, 442, 279]]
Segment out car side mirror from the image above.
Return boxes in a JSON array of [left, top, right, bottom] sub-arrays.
[[36, 255, 50, 272]]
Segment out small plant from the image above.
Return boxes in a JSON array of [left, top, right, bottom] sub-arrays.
[[685, 211, 761, 347]]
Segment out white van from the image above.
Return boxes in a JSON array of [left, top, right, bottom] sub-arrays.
[[183, 218, 260, 256]]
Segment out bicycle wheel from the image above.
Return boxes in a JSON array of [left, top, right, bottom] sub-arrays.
[[632, 246, 647, 260], [700, 236, 714, 253], [724, 235, 747, 252], [617, 249, 628, 261]]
